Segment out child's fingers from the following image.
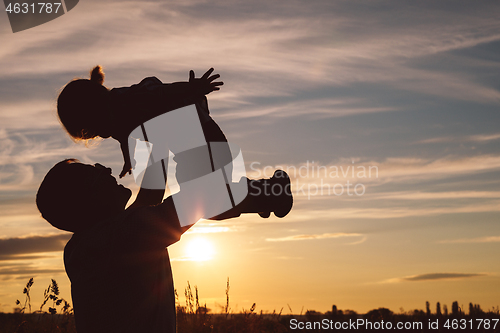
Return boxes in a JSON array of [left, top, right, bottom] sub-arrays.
[[207, 74, 220, 82], [119, 167, 131, 178], [202, 68, 214, 80], [189, 70, 195, 82]]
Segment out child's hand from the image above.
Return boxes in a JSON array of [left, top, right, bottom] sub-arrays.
[[189, 68, 224, 95], [119, 158, 136, 178]]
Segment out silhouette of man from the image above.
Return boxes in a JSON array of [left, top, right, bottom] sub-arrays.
[[36, 159, 189, 332], [36, 158, 292, 333], [37, 159, 211, 333]]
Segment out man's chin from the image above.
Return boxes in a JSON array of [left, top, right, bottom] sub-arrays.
[[123, 186, 132, 198], [121, 186, 133, 208]]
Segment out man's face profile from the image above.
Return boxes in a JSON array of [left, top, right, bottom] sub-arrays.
[[84, 163, 132, 213], [36, 159, 133, 233]]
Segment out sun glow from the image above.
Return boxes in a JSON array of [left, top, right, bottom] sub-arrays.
[[185, 237, 215, 261]]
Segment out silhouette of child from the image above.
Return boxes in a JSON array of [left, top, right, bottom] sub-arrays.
[[57, 66, 224, 178], [57, 66, 293, 219]]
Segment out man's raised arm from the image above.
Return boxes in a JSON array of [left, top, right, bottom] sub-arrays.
[[128, 160, 167, 209], [127, 160, 195, 233]]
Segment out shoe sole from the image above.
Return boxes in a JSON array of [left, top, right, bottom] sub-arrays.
[[272, 170, 293, 218]]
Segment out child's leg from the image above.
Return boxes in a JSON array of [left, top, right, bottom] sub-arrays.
[[195, 96, 232, 169], [172, 100, 293, 221], [195, 99, 293, 218], [174, 98, 234, 196]]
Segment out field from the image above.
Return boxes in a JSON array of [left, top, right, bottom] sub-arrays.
[[1, 278, 499, 332]]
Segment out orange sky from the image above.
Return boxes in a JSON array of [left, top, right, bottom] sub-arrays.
[[1, 0, 500, 315]]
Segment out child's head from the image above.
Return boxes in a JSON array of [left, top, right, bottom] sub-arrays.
[[57, 66, 111, 140]]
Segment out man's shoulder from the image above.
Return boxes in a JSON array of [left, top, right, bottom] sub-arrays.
[[125, 196, 177, 219], [64, 212, 129, 249], [65, 200, 181, 254], [123, 198, 183, 247]]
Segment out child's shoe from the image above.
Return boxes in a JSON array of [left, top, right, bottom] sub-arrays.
[[208, 170, 293, 220], [244, 170, 293, 218]]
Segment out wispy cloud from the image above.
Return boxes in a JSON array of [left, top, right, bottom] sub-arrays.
[[266, 232, 364, 243], [0, 265, 65, 277], [248, 154, 500, 186], [0, 234, 71, 261], [470, 134, 500, 142], [0, 129, 121, 194], [383, 273, 487, 283], [0, 0, 500, 313], [0, 261, 66, 282], [376, 155, 500, 182], [217, 98, 398, 120], [403, 273, 486, 282], [439, 236, 500, 244], [2, 0, 500, 118], [273, 256, 304, 260], [419, 133, 500, 144], [282, 201, 500, 222], [371, 191, 500, 201]]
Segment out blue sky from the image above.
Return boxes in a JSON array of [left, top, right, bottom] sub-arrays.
[[1, 0, 500, 314]]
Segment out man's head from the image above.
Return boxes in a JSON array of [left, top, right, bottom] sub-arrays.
[[36, 159, 131, 232]]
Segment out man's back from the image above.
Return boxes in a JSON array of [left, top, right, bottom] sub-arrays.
[[64, 200, 181, 333]]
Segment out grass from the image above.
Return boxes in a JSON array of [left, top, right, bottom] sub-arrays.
[[1, 279, 74, 333], [1, 278, 500, 332]]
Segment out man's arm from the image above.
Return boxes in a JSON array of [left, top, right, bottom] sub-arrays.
[[128, 160, 167, 209], [127, 160, 194, 233]]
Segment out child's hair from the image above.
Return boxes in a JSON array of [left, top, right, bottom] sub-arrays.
[[57, 66, 110, 140]]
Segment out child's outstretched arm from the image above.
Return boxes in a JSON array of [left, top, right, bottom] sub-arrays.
[[161, 68, 222, 97], [118, 136, 137, 178], [188, 68, 223, 96], [114, 68, 222, 178], [131, 68, 223, 124]]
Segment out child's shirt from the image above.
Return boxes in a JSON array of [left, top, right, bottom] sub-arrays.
[[107, 77, 228, 180], [108, 77, 213, 141]]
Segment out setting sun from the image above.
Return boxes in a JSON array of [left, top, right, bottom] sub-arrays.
[[185, 237, 215, 261]]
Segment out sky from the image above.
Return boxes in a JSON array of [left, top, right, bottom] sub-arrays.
[[1, 0, 500, 315]]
